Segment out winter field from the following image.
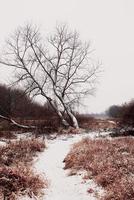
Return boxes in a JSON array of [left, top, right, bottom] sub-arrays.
[[0, 1, 134, 199], [0, 119, 134, 200]]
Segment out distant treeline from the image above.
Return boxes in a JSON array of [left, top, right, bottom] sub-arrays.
[[0, 84, 55, 119], [106, 101, 134, 127]]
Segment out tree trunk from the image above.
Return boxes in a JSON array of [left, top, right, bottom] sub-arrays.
[[56, 109, 70, 127], [0, 115, 36, 129], [67, 111, 79, 129], [48, 100, 70, 128], [50, 99, 79, 129]]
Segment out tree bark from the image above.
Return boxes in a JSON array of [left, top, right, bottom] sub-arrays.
[[48, 100, 70, 128], [67, 111, 79, 129]]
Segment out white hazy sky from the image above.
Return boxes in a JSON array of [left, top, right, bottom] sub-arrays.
[[0, 0, 134, 113]]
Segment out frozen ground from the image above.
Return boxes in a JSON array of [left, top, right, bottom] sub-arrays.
[[11, 131, 108, 200], [32, 132, 104, 200], [0, 131, 109, 200]]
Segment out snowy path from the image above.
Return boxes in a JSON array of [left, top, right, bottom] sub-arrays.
[[34, 133, 103, 200]]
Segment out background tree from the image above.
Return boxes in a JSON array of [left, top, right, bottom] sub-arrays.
[[0, 23, 100, 128], [0, 84, 55, 119], [106, 105, 123, 118], [120, 100, 134, 127], [0, 85, 11, 117]]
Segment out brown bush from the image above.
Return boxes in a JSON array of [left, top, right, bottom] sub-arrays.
[[34, 118, 60, 135], [76, 114, 95, 129], [104, 178, 134, 200], [0, 130, 17, 140], [0, 165, 46, 199], [120, 100, 134, 127], [58, 127, 80, 135], [0, 138, 46, 166], [0, 138, 47, 199], [64, 137, 134, 200]]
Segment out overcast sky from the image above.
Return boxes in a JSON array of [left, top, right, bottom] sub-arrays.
[[0, 0, 134, 113]]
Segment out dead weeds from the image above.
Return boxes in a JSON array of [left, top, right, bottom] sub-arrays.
[[0, 138, 46, 166], [0, 138, 47, 199], [64, 137, 134, 200], [0, 165, 46, 199]]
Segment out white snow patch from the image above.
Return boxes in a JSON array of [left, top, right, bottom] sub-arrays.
[[15, 132, 33, 140], [0, 141, 6, 146]]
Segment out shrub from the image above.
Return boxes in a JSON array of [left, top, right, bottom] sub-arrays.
[[0, 138, 46, 166], [0, 165, 46, 199], [76, 114, 95, 129], [0, 130, 16, 139], [0, 138, 47, 199], [120, 100, 134, 127], [64, 137, 134, 200]]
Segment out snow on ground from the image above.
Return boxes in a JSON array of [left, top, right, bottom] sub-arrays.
[[0, 131, 110, 200], [15, 132, 33, 140], [0, 140, 6, 146], [32, 132, 104, 200], [0, 132, 33, 147]]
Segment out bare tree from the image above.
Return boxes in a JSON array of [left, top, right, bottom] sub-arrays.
[[0, 23, 100, 128]]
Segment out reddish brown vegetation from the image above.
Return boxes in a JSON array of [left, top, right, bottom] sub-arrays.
[[0, 165, 45, 199], [58, 127, 80, 135], [77, 116, 116, 131], [64, 137, 134, 200], [0, 130, 16, 140], [0, 138, 47, 199], [76, 114, 95, 129], [0, 138, 46, 166]]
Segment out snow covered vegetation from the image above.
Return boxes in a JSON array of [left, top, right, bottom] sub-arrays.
[[64, 137, 134, 200], [0, 22, 134, 200], [0, 138, 47, 199], [0, 117, 134, 199]]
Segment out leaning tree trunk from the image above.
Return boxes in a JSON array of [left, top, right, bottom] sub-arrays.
[[48, 100, 70, 128], [48, 99, 79, 128], [67, 110, 79, 129], [55, 108, 70, 127], [0, 115, 36, 129]]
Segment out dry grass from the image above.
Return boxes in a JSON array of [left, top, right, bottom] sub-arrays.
[[0, 165, 46, 200], [58, 127, 81, 135], [0, 138, 46, 166], [77, 118, 116, 131], [0, 131, 17, 140], [0, 138, 47, 199], [64, 137, 134, 200]]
